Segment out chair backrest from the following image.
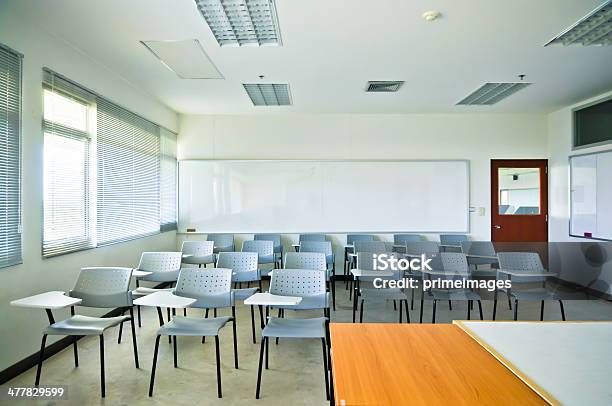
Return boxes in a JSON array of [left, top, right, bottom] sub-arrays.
[[207, 233, 235, 252], [175, 268, 232, 309], [298, 240, 333, 264], [461, 241, 496, 257], [299, 234, 326, 242], [347, 234, 374, 245], [440, 234, 469, 245], [354, 240, 387, 254], [393, 234, 422, 244], [217, 251, 259, 274], [242, 240, 274, 263], [137, 252, 182, 282], [405, 241, 440, 255], [356, 252, 402, 280], [70, 267, 133, 308], [440, 252, 470, 274], [497, 252, 545, 284], [181, 240, 214, 256], [254, 234, 282, 254], [284, 252, 327, 270], [269, 268, 327, 297]]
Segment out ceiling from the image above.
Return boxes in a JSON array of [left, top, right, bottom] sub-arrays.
[[5, 0, 612, 114]]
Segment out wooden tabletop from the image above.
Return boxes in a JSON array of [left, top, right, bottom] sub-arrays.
[[330, 323, 548, 406]]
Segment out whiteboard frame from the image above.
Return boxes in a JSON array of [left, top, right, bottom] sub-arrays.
[[178, 159, 471, 234], [569, 149, 612, 242]]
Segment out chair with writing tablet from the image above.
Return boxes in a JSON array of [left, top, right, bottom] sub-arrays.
[[242, 239, 276, 277], [439, 234, 469, 252], [423, 252, 483, 324], [345, 234, 375, 276], [349, 241, 389, 297], [355, 252, 409, 323], [207, 233, 235, 254], [254, 234, 283, 268], [297, 241, 337, 310], [181, 240, 215, 268]]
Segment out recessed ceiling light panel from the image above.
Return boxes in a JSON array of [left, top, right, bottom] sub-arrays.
[[243, 84, 291, 105], [545, 1, 612, 46], [141, 39, 223, 79], [365, 81, 404, 92], [457, 82, 532, 105], [195, 0, 282, 47]]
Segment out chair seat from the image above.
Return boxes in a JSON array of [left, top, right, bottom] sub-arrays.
[[182, 255, 215, 265], [45, 315, 129, 336], [233, 287, 258, 301], [132, 287, 174, 298], [360, 288, 407, 301], [262, 317, 327, 339], [157, 316, 232, 337], [507, 288, 559, 301], [428, 289, 481, 301]]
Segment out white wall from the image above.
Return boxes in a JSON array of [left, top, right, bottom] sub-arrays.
[[177, 113, 548, 263], [0, 7, 179, 371]]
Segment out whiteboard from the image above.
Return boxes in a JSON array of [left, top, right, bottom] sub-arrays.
[[178, 160, 470, 233], [570, 150, 612, 241]]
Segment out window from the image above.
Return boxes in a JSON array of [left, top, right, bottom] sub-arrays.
[[0, 44, 22, 268], [42, 73, 95, 257], [42, 68, 177, 256]]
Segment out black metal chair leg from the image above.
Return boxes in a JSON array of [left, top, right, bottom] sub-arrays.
[[478, 300, 483, 320], [432, 300, 437, 324], [507, 294, 513, 310], [148, 335, 161, 397], [322, 338, 330, 400], [259, 304, 264, 329], [173, 336, 178, 368], [467, 300, 471, 320], [232, 306, 239, 369], [393, 300, 397, 311], [419, 296, 424, 323], [404, 299, 411, 323], [265, 335, 269, 369], [73, 337, 79, 367], [137, 305, 141, 327], [35, 334, 47, 385], [183, 308, 187, 317], [492, 298, 498, 320], [215, 336, 222, 398], [540, 300, 545, 321], [513, 299, 519, 321], [559, 300, 566, 321], [129, 308, 139, 368], [399, 299, 403, 323], [448, 300, 452, 311], [118, 319, 123, 344], [250, 305, 257, 344], [411, 288, 415, 310], [256, 337, 266, 399], [331, 277, 336, 311], [99, 335, 105, 398], [359, 299, 364, 323]]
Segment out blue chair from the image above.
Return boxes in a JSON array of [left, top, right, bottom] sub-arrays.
[[393, 234, 422, 244], [299, 234, 326, 242], [440, 234, 469, 252], [345, 234, 375, 277], [181, 241, 215, 267], [254, 234, 283, 268], [207, 234, 235, 254]]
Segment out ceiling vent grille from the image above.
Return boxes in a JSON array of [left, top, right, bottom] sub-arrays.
[[194, 0, 282, 47], [365, 81, 404, 92], [456, 82, 532, 105], [243, 84, 292, 106], [545, 1, 612, 46]]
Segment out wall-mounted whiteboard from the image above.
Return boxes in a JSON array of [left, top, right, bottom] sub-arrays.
[[178, 160, 470, 233], [570, 150, 612, 241]]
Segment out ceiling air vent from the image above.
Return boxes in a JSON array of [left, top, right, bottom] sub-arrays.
[[243, 84, 292, 106], [365, 81, 404, 92], [545, 1, 612, 46], [456, 82, 532, 105]]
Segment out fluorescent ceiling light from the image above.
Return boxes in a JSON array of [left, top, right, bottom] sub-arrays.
[[243, 84, 291, 105], [457, 82, 532, 105], [141, 39, 223, 79], [194, 0, 282, 47], [545, 1, 612, 46]]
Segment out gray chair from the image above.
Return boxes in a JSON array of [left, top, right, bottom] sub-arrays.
[[255, 269, 330, 400], [36, 267, 138, 398], [149, 268, 235, 398], [298, 241, 336, 310], [348, 241, 389, 297], [422, 253, 483, 324], [242, 240, 275, 276], [355, 252, 409, 323], [394, 234, 422, 244], [461, 241, 498, 279], [439, 234, 469, 252], [299, 234, 326, 242], [217, 251, 263, 343], [283, 252, 331, 311], [495, 252, 565, 321], [181, 240, 215, 267], [207, 233, 235, 253], [345, 234, 375, 276], [254, 234, 283, 268]]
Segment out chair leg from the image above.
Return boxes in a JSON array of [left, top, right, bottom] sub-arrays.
[[404, 300, 411, 323], [467, 300, 471, 320], [513, 299, 519, 321], [250, 305, 257, 344], [183, 308, 187, 317], [232, 306, 239, 369], [322, 338, 330, 401], [559, 300, 566, 321], [507, 294, 513, 310], [432, 300, 437, 324], [359, 299, 364, 323], [331, 277, 336, 311], [35, 334, 47, 385], [148, 335, 161, 397], [419, 295, 424, 324], [173, 336, 178, 368], [73, 336, 79, 367], [540, 300, 545, 321], [256, 337, 266, 399], [448, 300, 452, 311], [399, 299, 403, 323], [215, 336, 222, 398], [118, 319, 123, 344], [202, 308, 209, 343], [492, 298, 498, 320], [265, 335, 269, 369], [129, 307, 139, 368], [259, 305, 265, 329], [411, 288, 415, 310], [137, 305, 141, 327], [99, 335, 105, 398], [478, 300, 483, 320], [393, 300, 397, 311]]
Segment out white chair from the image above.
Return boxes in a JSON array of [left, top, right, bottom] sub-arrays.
[[181, 240, 215, 267]]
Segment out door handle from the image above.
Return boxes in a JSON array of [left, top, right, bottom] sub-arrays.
[[493, 225, 501, 229]]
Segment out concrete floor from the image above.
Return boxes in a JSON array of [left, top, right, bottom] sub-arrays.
[[5, 280, 612, 406]]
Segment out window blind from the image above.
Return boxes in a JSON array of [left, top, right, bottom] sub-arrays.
[[160, 128, 177, 231], [0, 44, 22, 268], [97, 99, 161, 245], [42, 70, 95, 257]]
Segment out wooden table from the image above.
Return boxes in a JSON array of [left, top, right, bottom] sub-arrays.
[[330, 323, 547, 405]]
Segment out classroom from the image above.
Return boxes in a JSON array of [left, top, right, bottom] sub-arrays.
[[1, 1, 612, 405]]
